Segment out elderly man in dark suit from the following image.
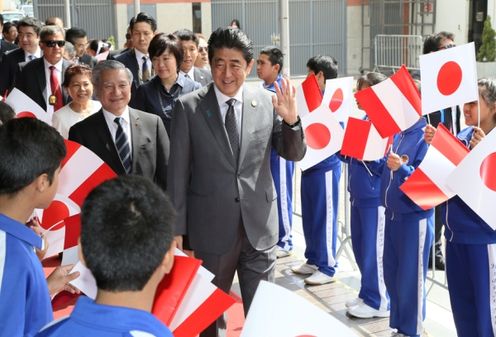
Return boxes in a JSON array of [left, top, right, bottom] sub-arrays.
[[114, 12, 157, 99], [168, 27, 306, 337], [0, 17, 42, 96], [69, 60, 169, 191], [14, 25, 71, 113], [174, 29, 212, 87]]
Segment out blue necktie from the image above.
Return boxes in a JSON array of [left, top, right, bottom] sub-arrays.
[[114, 117, 132, 173]]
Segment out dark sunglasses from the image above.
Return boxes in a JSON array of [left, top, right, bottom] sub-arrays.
[[44, 40, 66, 48], [198, 46, 208, 52]]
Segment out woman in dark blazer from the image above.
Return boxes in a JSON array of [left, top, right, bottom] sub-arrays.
[[132, 33, 201, 136]]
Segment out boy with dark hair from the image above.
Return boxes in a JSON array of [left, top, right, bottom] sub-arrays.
[[256, 46, 295, 258], [36, 175, 176, 337], [291, 55, 342, 285], [174, 28, 212, 86], [0, 117, 66, 337]]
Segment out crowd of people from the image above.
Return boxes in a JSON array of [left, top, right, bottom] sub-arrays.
[[0, 10, 495, 337]]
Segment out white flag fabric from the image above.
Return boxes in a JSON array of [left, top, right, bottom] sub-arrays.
[[241, 281, 358, 337], [299, 104, 345, 171], [354, 65, 421, 138], [420, 42, 478, 114], [321, 76, 356, 123], [6, 87, 52, 125], [447, 128, 496, 229]]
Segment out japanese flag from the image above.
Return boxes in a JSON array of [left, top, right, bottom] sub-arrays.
[[321, 76, 356, 123], [299, 104, 345, 171], [35, 194, 80, 258], [447, 129, 496, 229], [400, 124, 469, 210], [341, 117, 391, 161], [355, 65, 421, 138], [240, 281, 358, 337], [420, 42, 478, 114], [6, 88, 52, 125], [296, 73, 322, 118]]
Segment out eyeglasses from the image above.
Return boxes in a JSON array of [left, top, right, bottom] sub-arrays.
[[440, 44, 456, 50], [198, 46, 208, 52], [44, 40, 66, 48]]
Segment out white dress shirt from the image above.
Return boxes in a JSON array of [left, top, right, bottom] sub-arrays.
[[214, 85, 244, 142], [43, 58, 63, 115], [102, 107, 133, 159]]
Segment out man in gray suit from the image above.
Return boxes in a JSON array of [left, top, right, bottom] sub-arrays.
[[69, 60, 169, 191], [168, 27, 306, 336]]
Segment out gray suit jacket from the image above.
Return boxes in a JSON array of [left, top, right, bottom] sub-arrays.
[[68, 108, 169, 190], [168, 84, 306, 254], [193, 67, 212, 87]]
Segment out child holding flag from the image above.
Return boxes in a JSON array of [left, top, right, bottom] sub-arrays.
[[380, 106, 434, 336], [0, 118, 66, 337], [424, 78, 496, 337], [339, 72, 390, 319], [36, 175, 176, 337]]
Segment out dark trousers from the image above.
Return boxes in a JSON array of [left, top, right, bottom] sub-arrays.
[[197, 226, 276, 337]]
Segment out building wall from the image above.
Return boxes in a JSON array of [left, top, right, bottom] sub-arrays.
[[114, 0, 212, 47], [347, 1, 365, 75], [435, 0, 470, 44]]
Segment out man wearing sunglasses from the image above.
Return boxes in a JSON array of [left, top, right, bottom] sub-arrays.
[[14, 25, 71, 114]]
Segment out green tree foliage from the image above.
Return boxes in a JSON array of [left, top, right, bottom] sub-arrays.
[[477, 16, 496, 62]]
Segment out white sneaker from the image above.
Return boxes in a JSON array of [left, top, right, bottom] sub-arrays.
[[304, 270, 334, 285], [291, 263, 318, 275], [345, 297, 363, 308], [347, 302, 390, 319], [276, 248, 292, 258]]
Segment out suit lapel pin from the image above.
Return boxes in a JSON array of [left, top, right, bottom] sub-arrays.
[[251, 100, 257, 107]]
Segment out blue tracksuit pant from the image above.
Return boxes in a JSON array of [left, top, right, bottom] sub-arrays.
[[270, 148, 294, 251], [446, 242, 496, 337], [301, 165, 341, 276], [383, 213, 434, 337], [351, 204, 389, 311]]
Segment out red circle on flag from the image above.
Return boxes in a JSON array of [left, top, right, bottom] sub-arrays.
[[16, 111, 36, 119], [480, 152, 496, 192], [329, 88, 344, 112], [436, 61, 462, 96], [295, 335, 317, 337], [41, 200, 69, 231], [305, 123, 331, 150]]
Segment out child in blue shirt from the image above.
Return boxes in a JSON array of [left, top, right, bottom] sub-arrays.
[[0, 118, 66, 337], [424, 78, 496, 337], [339, 72, 390, 319], [381, 116, 434, 337], [36, 175, 176, 337], [257, 46, 295, 258]]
